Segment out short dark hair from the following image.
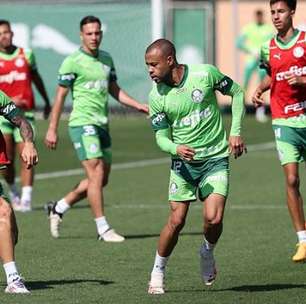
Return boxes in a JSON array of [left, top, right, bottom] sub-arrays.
[[0, 20, 11, 28], [269, 0, 297, 11], [80, 16, 101, 30]]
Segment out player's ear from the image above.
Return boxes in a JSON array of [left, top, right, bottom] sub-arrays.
[[80, 32, 83, 41], [167, 55, 174, 66]]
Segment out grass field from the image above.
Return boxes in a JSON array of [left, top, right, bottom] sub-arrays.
[[1, 114, 306, 304]]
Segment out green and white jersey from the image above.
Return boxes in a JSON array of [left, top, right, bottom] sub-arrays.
[[150, 64, 242, 161], [58, 48, 117, 128]]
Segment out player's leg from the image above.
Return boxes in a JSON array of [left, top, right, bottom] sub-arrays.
[[198, 157, 229, 286], [16, 142, 33, 212], [243, 59, 257, 91], [148, 201, 190, 294], [0, 125, 20, 211], [273, 125, 306, 261], [149, 162, 195, 294], [0, 196, 29, 293]]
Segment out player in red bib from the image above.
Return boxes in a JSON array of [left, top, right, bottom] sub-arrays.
[[0, 19, 50, 212], [0, 90, 38, 293], [253, 0, 306, 262]]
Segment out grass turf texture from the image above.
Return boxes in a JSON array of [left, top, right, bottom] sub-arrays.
[[1, 115, 306, 303]]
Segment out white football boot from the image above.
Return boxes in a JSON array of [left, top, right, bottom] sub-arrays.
[[200, 246, 217, 286], [98, 229, 125, 242], [46, 201, 62, 238], [148, 272, 165, 294], [5, 277, 30, 294]]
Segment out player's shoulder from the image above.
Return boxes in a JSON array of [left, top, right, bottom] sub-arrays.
[[60, 49, 83, 66], [98, 49, 114, 65], [21, 47, 34, 56]]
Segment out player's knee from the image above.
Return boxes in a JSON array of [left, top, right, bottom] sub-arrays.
[[205, 213, 222, 226], [102, 176, 109, 187], [0, 201, 12, 221], [286, 174, 299, 189], [168, 214, 186, 232]]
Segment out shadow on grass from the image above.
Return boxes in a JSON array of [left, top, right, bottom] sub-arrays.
[[168, 283, 306, 293], [24, 279, 114, 290], [215, 283, 306, 292], [124, 232, 203, 239]]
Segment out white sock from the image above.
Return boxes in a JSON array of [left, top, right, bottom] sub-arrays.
[[3, 262, 19, 284], [297, 230, 306, 243], [21, 186, 32, 204], [8, 183, 19, 195], [95, 216, 110, 235], [151, 252, 169, 275], [55, 199, 70, 214]]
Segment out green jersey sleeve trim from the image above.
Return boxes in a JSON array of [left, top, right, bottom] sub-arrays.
[[155, 128, 178, 156], [228, 82, 245, 136]]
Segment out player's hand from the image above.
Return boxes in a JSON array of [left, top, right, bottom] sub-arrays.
[[45, 129, 58, 149], [229, 136, 247, 159], [137, 103, 149, 114], [252, 88, 264, 108], [287, 74, 306, 87], [176, 145, 195, 161], [43, 103, 51, 120], [21, 142, 38, 169]]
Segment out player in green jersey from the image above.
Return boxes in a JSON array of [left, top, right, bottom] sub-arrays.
[[145, 39, 246, 294], [0, 20, 50, 212], [45, 16, 148, 242], [0, 90, 38, 293], [237, 10, 274, 122]]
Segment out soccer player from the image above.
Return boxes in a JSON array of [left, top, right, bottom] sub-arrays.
[[0, 90, 38, 293], [45, 16, 148, 242], [145, 39, 246, 294], [253, 0, 306, 262], [237, 9, 274, 122], [0, 19, 50, 212]]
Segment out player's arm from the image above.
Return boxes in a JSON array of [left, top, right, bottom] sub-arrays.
[[0, 91, 38, 168], [109, 81, 148, 114], [27, 49, 51, 119], [210, 65, 246, 158], [31, 69, 51, 119], [150, 98, 195, 161], [45, 85, 69, 149]]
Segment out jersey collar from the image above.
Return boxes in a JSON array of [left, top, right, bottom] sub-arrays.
[[275, 29, 300, 49], [79, 47, 99, 59]]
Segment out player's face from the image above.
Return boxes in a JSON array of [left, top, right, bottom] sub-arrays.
[[0, 24, 13, 49], [270, 1, 294, 32], [80, 22, 102, 52], [145, 49, 173, 83]]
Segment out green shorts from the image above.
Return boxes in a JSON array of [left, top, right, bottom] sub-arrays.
[[272, 125, 306, 165], [69, 125, 112, 163], [169, 157, 229, 202], [0, 112, 35, 143]]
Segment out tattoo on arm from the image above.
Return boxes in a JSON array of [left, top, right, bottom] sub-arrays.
[[10, 114, 34, 142]]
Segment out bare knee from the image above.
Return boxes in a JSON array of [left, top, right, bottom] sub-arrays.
[[167, 213, 186, 233], [205, 213, 223, 227], [286, 174, 299, 189], [0, 200, 13, 221]]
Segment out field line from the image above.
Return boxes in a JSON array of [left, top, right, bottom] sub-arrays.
[[26, 141, 276, 181]]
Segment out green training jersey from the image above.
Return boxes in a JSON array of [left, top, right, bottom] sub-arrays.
[[149, 64, 242, 161], [58, 48, 117, 128]]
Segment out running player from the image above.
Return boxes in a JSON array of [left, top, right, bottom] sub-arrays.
[[145, 39, 246, 294], [0, 19, 50, 212], [45, 16, 148, 242], [0, 90, 38, 293], [253, 0, 306, 262]]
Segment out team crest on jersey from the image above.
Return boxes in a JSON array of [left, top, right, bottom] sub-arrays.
[[89, 143, 98, 153], [15, 58, 25, 68], [169, 182, 178, 194], [293, 46, 304, 58], [191, 89, 204, 103]]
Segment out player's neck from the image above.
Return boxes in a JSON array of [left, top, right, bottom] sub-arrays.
[[81, 46, 99, 57], [170, 64, 185, 87], [277, 26, 296, 44], [0, 45, 16, 54]]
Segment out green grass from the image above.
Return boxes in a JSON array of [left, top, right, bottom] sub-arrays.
[[1, 114, 306, 304]]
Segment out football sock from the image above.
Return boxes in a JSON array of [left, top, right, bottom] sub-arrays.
[[297, 230, 306, 243], [95, 216, 110, 235], [3, 262, 19, 284], [21, 186, 32, 204], [55, 199, 70, 214], [151, 251, 169, 275]]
